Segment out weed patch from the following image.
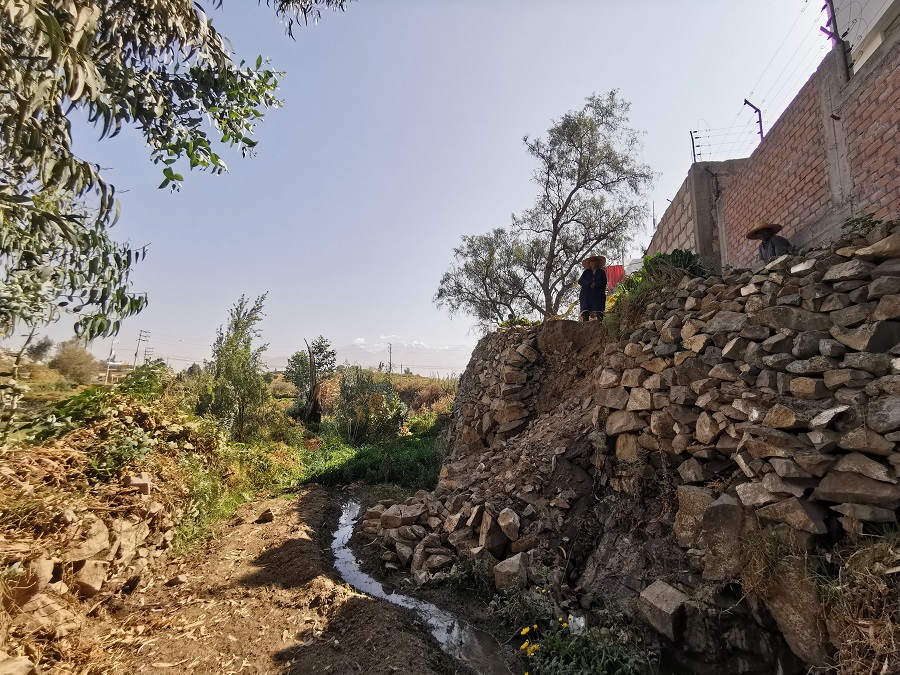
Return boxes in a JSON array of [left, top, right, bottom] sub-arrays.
[[489, 587, 658, 675], [173, 442, 305, 552], [297, 424, 442, 489]]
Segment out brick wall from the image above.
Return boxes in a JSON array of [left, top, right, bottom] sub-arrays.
[[843, 36, 900, 222], [650, 31, 900, 270], [647, 172, 694, 255], [722, 74, 831, 268]]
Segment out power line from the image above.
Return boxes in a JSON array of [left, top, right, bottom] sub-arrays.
[[708, 1, 823, 159]]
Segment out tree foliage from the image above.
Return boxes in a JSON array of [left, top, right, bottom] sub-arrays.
[[25, 336, 54, 362], [0, 0, 348, 340], [285, 336, 336, 392], [285, 335, 335, 420], [435, 91, 653, 331], [198, 294, 270, 442], [49, 338, 99, 385]]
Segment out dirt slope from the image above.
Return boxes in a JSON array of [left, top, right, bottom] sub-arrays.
[[85, 487, 455, 674]]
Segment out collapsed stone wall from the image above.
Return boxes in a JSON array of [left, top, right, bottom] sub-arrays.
[[365, 220, 900, 673]]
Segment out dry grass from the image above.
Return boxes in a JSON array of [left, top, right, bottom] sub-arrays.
[[818, 533, 900, 675]]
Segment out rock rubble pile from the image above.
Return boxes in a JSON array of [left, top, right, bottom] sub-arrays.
[[365, 221, 900, 672]]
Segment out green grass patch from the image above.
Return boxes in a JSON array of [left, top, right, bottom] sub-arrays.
[[172, 441, 306, 553], [298, 416, 443, 489]]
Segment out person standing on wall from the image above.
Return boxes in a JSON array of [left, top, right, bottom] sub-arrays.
[[578, 254, 607, 322], [747, 222, 792, 262]]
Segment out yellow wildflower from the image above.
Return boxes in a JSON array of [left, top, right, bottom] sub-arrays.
[[520, 626, 530, 635], [562, 622, 569, 628], [520, 640, 529, 650], [533, 624, 538, 629]]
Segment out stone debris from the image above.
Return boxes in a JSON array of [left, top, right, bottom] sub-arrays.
[[355, 224, 900, 672]]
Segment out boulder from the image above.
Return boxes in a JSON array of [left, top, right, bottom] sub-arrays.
[[735, 482, 780, 507], [0, 655, 40, 675], [478, 512, 508, 559], [837, 427, 894, 456], [788, 377, 830, 400], [874, 295, 900, 321], [674, 486, 715, 548], [677, 458, 708, 483], [595, 386, 630, 410], [854, 232, 900, 259], [705, 311, 748, 333], [822, 259, 876, 281], [493, 553, 527, 591], [868, 397, 900, 434], [699, 494, 745, 581], [380, 505, 404, 529], [64, 515, 110, 562], [74, 560, 108, 598], [756, 498, 827, 534], [832, 453, 896, 483], [830, 503, 897, 523], [757, 306, 831, 332], [831, 322, 900, 353], [813, 471, 900, 507], [605, 410, 647, 435], [759, 557, 832, 667], [615, 433, 643, 463], [496, 508, 520, 541], [639, 580, 688, 642]]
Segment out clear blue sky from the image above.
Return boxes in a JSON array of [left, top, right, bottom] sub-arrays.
[[23, 0, 833, 373]]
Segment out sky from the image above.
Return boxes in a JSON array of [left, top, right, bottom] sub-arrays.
[[10, 0, 840, 374]]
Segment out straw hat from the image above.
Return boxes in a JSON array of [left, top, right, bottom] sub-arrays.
[[581, 253, 607, 268], [746, 222, 783, 240]]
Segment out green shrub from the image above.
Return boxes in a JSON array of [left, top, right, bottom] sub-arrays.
[[118, 360, 168, 400], [85, 425, 157, 481], [606, 249, 710, 336], [334, 367, 408, 446], [25, 385, 113, 442]]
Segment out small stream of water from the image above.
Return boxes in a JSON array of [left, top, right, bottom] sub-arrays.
[[331, 501, 512, 675]]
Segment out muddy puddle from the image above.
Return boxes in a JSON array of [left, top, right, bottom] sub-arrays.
[[331, 501, 512, 675]]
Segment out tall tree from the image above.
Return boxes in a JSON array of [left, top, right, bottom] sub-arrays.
[[0, 0, 349, 340], [435, 91, 653, 331], [200, 294, 270, 442], [25, 336, 54, 362]]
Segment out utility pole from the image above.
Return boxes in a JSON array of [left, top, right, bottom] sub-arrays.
[[133, 330, 149, 368], [388, 343, 392, 374], [822, 0, 851, 80]]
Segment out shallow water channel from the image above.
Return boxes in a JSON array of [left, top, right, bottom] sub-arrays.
[[331, 501, 512, 675]]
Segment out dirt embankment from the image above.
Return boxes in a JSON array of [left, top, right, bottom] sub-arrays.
[[67, 487, 458, 674]]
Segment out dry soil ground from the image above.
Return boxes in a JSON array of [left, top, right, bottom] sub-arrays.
[[86, 486, 464, 674]]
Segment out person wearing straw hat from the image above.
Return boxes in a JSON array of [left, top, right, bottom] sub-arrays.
[[578, 254, 607, 322], [747, 222, 791, 263]]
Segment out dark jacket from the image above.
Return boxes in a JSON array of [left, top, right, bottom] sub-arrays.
[[578, 268, 607, 313], [759, 235, 791, 262]]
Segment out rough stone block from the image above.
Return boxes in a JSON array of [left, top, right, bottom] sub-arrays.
[[813, 471, 900, 507], [493, 553, 527, 591], [756, 497, 827, 534], [639, 580, 688, 641]]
